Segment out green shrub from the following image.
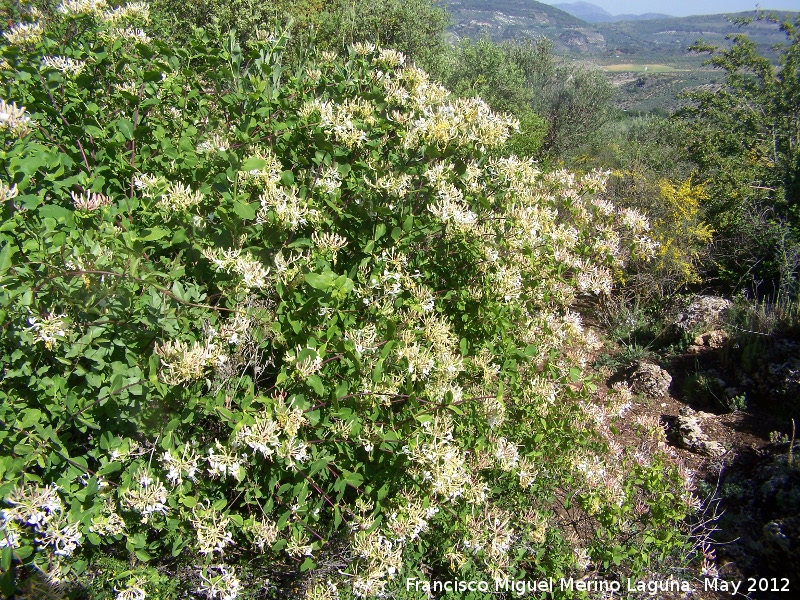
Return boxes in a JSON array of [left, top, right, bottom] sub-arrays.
[[0, 4, 696, 597], [682, 372, 744, 413]]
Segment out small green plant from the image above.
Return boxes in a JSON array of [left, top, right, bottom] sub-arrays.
[[728, 394, 748, 412], [770, 430, 790, 444], [683, 372, 734, 412]]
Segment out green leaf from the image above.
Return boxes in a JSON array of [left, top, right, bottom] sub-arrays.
[[300, 557, 316, 571], [308, 457, 330, 476], [233, 201, 256, 220], [342, 470, 363, 488], [37, 205, 73, 221], [304, 272, 334, 290], [97, 461, 122, 476], [0, 243, 14, 277], [240, 157, 267, 172], [306, 374, 325, 396], [135, 549, 151, 562], [118, 119, 134, 140], [139, 227, 170, 242]]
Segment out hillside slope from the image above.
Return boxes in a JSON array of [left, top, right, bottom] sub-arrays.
[[445, 0, 607, 54], [446, 0, 798, 60]]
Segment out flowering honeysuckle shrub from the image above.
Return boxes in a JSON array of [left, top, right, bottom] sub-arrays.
[[1, 4, 696, 598]]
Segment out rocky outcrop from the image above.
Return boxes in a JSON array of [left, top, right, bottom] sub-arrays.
[[673, 295, 731, 334], [672, 407, 725, 456], [691, 329, 729, 350], [625, 361, 672, 398], [714, 443, 800, 578]]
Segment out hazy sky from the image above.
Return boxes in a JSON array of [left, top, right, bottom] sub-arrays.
[[536, 1, 800, 17]]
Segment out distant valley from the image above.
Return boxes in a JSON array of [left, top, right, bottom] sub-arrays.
[[445, 0, 796, 58], [443, 0, 798, 112]]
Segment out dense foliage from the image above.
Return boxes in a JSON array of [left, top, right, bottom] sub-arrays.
[[0, 2, 698, 598], [679, 16, 800, 293], [440, 37, 613, 158]]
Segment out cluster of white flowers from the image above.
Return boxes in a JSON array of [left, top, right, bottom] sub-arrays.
[[250, 517, 278, 552], [27, 312, 71, 349], [41, 55, 86, 76], [373, 48, 405, 68], [382, 65, 450, 111], [133, 173, 165, 196], [403, 96, 518, 151], [494, 437, 520, 471], [368, 172, 412, 198], [234, 415, 281, 459], [256, 182, 318, 230], [197, 565, 241, 600], [286, 529, 313, 558], [428, 187, 478, 234], [102, 26, 150, 43], [159, 181, 204, 211], [103, 1, 149, 23], [196, 133, 230, 154], [71, 190, 112, 211], [35, 514, 82, 556], [317, 165, 342, 195], [312, 231, 348, 256], [88, 499, 126, 537], [3, 22, 43, 46], [305, 580, 340, 600], [285, 345, 323, 379], [237, 148, 282, 189], [2, 484, 65, 545], [207, 441, 245, 481], [191, 504, 234, 555], [154, 337, 225, 385], [404, 416, 469, 501], [115, 581, 147, 600], [121, 470, 169, 523], [0, 98, 32, 137], [385, 494, 439, 543], [345, 324, 379, 356], [0, 180, 19, 203], [58, 0, 107, 15], [160, 444, 200, 485], [203, 247, 270, 290], [463, 507, 516, 571]]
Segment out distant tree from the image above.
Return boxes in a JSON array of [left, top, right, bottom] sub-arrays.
[[441, 37, 612, 158], [439, 37, 547, 157], [313, 0, 450, 70], [678, 15, 800, 293]]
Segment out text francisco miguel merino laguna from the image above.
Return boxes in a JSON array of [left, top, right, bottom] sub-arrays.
[[405, 577, 695, 595]]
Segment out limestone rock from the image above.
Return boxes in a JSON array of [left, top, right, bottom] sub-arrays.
[[625, 361, 672, 398], [674, 295, 732, 333], [761, 517, 800, 564], [693, 329, 729, 349], [673, 414, 725, 456]]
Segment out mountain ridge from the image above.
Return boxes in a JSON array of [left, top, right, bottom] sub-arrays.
[[554, 1, 671, 23], [444, 0, 799, 59]]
